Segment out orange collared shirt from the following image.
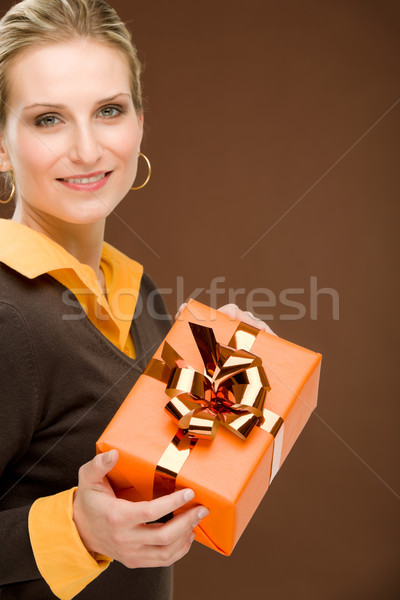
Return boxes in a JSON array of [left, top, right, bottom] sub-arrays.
[[0, 218, 143, 358], [0, 218, 143, 599]]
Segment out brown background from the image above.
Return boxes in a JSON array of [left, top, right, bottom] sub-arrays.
[[1, 1, 399, 598]]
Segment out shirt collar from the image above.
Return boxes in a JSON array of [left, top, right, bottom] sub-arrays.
[[0, 218, 143, 288]]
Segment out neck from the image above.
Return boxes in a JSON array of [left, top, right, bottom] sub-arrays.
[[12, 204, 106, 286]]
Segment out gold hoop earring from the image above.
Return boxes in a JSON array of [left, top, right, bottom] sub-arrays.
[[131, 152, 151, 190], [0, 169, 15, 204]]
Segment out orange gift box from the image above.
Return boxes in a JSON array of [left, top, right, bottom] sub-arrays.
[[97, 298, 322, 556]]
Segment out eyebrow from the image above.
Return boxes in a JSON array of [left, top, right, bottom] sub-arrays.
[[22, 92, 131, 111]]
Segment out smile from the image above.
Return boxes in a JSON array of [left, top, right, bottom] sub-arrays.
[[57, 171, 112, 191], [61, 173, 107, 184]]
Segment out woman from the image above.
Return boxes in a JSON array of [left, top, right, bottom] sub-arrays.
[[0, 1, 273, 598]]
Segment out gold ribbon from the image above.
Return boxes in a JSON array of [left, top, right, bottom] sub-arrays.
[[144, 320, 284, 498]]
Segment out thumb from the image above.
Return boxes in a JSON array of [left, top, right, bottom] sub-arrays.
[[78, 449, 119, 489]]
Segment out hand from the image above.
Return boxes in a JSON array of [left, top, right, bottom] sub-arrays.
[[73, 450, 208, 568], [175, 302, 277, 336]]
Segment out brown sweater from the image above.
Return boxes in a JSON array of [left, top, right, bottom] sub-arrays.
[[0, 263, 173, 599]]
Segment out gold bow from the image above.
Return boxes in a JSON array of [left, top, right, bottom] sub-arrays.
[[144, 322, 271, 447]]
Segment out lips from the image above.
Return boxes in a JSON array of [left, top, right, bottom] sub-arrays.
[[56, 170, 112, 191], [61, 173, 105, 184], [57, 171, 111, 184]]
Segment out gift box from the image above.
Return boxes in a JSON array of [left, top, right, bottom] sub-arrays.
[[97, 298, 322, 556]]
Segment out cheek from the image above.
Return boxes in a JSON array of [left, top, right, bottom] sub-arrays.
[[120, 131, 140, 165], [12, 129, 57, 182], [111, 119, 142, 164]]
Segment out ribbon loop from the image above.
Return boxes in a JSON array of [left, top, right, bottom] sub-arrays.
[[145, 321, 271, 443]]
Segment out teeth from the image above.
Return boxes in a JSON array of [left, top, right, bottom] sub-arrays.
[[62, 173, 107, 184]]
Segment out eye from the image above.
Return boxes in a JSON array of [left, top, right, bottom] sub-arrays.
[[35, 114, 61, 128], [98, 105, 123, 118]]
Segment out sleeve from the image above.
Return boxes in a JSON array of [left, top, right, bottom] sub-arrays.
[[0, 302, 111, 598], [29, 488, 111, 600], [0, 301, 43, 584]]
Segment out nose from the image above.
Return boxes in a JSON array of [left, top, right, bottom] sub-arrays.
[[68, 122, 103, 166]]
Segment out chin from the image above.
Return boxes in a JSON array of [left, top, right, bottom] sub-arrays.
[[58, 201, 116, 224]]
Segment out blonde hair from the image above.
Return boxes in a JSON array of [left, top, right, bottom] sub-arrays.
[[0, 0, 143, 134]]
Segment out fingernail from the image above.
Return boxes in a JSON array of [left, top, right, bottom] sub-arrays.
[[104, 450, 115, 464], [197, 507, 209, 519], [183, 489, 195, 502], [189, 532, 196, 543], [175, 303, 188, 320], [192, 507, 209, 528]]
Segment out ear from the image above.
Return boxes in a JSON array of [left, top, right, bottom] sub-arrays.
[[0, 134, 11, 172], [137, 112, 144, 145]]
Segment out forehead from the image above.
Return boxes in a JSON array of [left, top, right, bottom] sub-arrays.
[[8, 40, 131, 108]]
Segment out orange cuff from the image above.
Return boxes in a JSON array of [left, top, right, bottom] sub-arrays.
[[28, 487, 112, 600]]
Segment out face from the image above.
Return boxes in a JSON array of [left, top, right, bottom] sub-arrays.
[[0, 40, 143, 224]]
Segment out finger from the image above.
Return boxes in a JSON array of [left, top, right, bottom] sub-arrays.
[[137, 504, 209, 546], [219, 304, 258, 326], [216, 303, 238, 320], [78, 450, 119, 489], [148, 531, 194, 566], [136, 529, 195, 568], [259, 321, 277, 335], [218, 304, 277, 336], [134, 488, 195, 524], [243, 310, 277, 335], [175, 302, 187, 320], [218, 304, 254, 323]]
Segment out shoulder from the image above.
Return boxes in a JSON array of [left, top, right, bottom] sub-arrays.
[[0, 262, 50, 304], [0, 262, 32, 295], [0, 264, 43, 331], [0, 294, 43, 414], [0, 266, 44, 375], [0, 264, 84, 344]]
